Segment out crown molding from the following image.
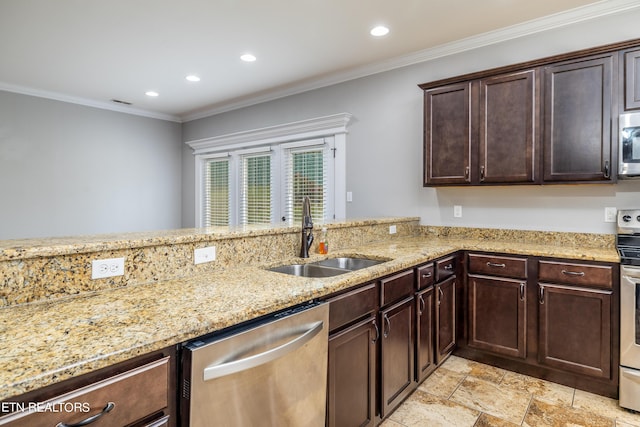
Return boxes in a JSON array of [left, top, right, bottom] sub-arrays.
[[181, 0, 640, 122], [0, 82, 182, 123]]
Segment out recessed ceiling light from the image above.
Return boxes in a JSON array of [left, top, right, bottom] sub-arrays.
[[186, 75, 201, 82], [370, 25, 389, 37], [240, 53, 257, 62], [145, 91, 159, 97]]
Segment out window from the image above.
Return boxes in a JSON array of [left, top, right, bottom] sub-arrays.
[[188, 113, 350, 227]]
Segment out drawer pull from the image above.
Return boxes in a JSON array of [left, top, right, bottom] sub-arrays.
[[422, 272, 433, 279], [561, 270, 585, 277], [487, 262, 506, 268], [56, 402, 115, 427], [443, 264, 453, 271]]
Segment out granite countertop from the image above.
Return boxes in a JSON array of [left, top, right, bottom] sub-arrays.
[[0, 235, 619, 401]]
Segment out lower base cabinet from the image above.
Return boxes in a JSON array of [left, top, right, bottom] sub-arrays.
[[328, 317, 377, 427], [415, 286, 436, 382], [380, 296, 415, 418], [538, 283, 612, 379], [435, 275, 456, 363]]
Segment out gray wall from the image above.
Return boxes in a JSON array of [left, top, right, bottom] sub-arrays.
[[0, 91, 182, 239], [182, 9, 640, 234]]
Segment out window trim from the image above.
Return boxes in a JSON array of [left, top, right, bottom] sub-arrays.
[[187, 113, 351, 227]]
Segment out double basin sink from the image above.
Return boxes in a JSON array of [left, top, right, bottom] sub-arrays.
[[268, 257, 388, 278]]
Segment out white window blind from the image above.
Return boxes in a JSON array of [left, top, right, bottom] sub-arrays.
[[240, 153, 272, 225], [203, 157, 229, 226], [283, 144, 327, 226]]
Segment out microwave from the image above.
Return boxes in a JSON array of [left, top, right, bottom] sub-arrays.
[[620, 113, 640, 178]]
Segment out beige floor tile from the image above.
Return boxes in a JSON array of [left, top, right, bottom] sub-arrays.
[[379, 419, 405, 427], [440, 355, 507, 384], [475, 413, 522, 427], [500, 370, 574, 406], [417, 366, 466, 399], [450, 376, 531, 424], [619, 421, 640, 427], [573, 390, 640, 427], [523, 398, 614, 427], [388, 389, 480, 427]]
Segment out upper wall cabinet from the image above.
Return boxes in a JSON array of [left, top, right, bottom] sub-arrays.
[[423, 82, 472, 185], [419, 40, 632, 186], [542, 54, 615, 182], [422, 70, 538, 186], [623, 48, 640, 111]]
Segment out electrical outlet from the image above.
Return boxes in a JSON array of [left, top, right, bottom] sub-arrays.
[[194, 246, 216, 264], [91, 257, 125, 279], [454, 205, 462, 218], [604, 207, 617, 223], [346, 191, 353, 202], [389, 225, 397, 234]]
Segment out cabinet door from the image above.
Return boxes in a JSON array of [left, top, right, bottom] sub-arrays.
[[624, 49, 640, 111], [416, 287, 435, 382], [327, 317, 377, 427], [468, 275, 527, 359], [424, 82, 472, 185], [380, 297, 415, 418], [436, 276, 456, 363], [538, 283, 612, 379], [479, 70, 537, 183], [542, 54, 614, 182]]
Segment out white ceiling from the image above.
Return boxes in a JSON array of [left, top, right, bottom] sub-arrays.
[[0, 0, 637, 122]]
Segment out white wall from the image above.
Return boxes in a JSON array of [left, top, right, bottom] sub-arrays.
[[0, 91, 183, 240], [182, 8, 640, 234]]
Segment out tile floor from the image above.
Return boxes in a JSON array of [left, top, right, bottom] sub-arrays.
[[380, 355, 640, 427]]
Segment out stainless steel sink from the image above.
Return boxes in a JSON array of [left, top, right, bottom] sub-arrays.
[[268, 263, 348, 278], [268, 256, 388, 277], [314, 257, 385, 271]]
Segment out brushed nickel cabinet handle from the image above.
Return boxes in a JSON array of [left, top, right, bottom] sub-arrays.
[[444, 264, 453, 271], [372, 320, 379, 343], [418, 295, 426, 315], [487, 262, 506, 268], [539, 286, 545, 304], [56, 402, 115, 427], [383, 314, 391, 338], [422, 272, 433, 279], [604, 160, 610, 179], [480, 165, 485, 182], [465, 166, 470, 182], [520, 283, 525, 301], [561, 270, 585, 277]]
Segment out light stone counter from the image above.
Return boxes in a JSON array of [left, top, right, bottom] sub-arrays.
[[0, 230, 619, 402]]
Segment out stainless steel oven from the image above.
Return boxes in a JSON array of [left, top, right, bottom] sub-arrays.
[[617, 209, 640, 411], [619, 113, 640, 178]]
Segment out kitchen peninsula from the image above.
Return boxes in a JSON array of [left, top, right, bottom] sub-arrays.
[[0, 217, 620, 425]]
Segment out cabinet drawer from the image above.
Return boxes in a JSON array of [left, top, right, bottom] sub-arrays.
[[0, 357, 169, 427], [538, 260, 613, 289], [416, 263, 435, 290], [468, 253, 527, 279], [380, 270, 415, 307], [328, 282, 377, 332], [436, 255, 456, 282]]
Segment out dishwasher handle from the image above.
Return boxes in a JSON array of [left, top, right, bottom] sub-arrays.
[[203, 320, 324, 381]]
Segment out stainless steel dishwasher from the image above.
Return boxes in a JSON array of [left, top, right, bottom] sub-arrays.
[[180, 301, 329, 427]]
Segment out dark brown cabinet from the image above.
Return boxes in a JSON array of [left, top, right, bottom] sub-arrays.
[[537, 259, 614, 380], [542, 54, 615, 182], [423, 82, 472, 185], [622, 48, 640, 111], [460, 253, 619, 398], [467, 254, 527, 359], [422, 71, 538, 186], [415, 285, 435, 382], [0, 349, 175, 427], [328, 317, 377, 427], [435, 275, 456, 363], [379, 270, 415, 418], [326, 283, 378, 427], [479, 70, 538, 183]]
